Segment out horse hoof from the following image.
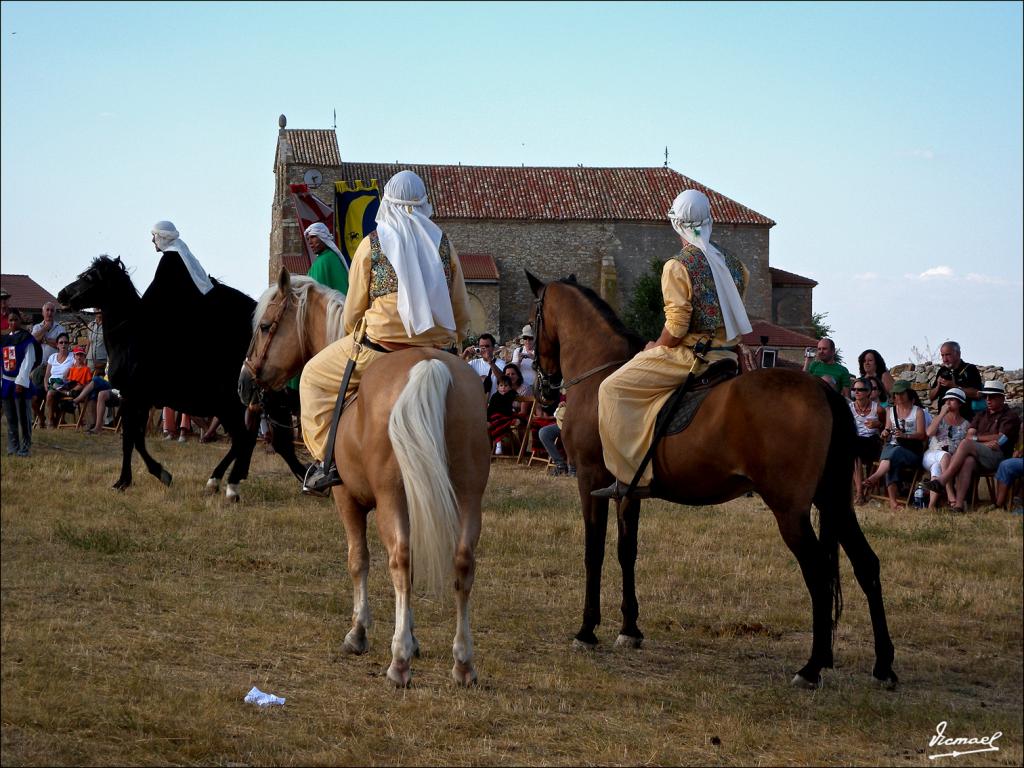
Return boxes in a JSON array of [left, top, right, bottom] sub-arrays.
[[790, 672, 821, 689], [572, 638, 597, 652], [873, 671, 899, 690], [205, 478, 220, 495], [614, 634, 643, 649], [387, 661, 412, 688], [451, 661, 478, 687], [159, 469, 172, 486], [225, 484, 240, 502], [343, 628, 368, 655]]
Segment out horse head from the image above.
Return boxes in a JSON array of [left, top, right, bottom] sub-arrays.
[[526, 269, 563, 407], [57, 255, 135, 311], [239, 268, 306, 405]]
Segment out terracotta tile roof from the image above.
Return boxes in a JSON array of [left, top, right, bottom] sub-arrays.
[[770, 267, 818, 286], [0, 274, 58, 311], [335, 163, 775, 225], [277, 129, 342, 167], [459, 253, 499, 281], [741, 320, 819, 349]]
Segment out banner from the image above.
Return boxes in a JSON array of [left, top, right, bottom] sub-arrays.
[[334, 180, 381, 263], [289, 183, 335, 269]]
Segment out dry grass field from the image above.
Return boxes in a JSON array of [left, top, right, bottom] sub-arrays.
[[2, 427, 1021, 766]]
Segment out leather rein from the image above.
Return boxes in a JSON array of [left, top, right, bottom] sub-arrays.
[[243, 294, 290, 388]]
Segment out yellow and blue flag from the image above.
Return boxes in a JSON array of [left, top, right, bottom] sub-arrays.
[[334, 180, 381, 263]]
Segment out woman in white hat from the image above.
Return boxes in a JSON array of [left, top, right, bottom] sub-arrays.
[[511, 324, 536, 389], [922, 387, 970, 509]]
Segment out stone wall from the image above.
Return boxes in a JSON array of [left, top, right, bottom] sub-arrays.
[[889, 362, 1024, 410]]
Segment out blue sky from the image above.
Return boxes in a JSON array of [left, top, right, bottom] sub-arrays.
[[2, 1, 1021, 368]]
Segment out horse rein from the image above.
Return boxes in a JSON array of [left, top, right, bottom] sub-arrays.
[[243, 294, 289, 387]]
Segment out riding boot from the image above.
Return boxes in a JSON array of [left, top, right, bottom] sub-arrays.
[[302, 461, 342, 497], [591, 479, 651, 500]]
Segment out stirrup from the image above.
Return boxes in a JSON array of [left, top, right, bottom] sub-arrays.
[[590, 480, 651, 500], [302, 462, 342, 497]]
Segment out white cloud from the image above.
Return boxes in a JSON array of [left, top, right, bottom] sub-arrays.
[[854, 271, 878, 281], [907, 265, 955, 280]]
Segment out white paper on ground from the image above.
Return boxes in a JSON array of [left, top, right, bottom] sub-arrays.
[[244, 686, 286, 707]]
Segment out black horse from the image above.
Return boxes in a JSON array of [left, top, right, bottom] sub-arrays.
[[58, 255, 307, 500]]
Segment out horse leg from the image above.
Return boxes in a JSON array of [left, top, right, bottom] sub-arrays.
[[614, 497, 644, 648], [130, 408, 171, 486], [775, 511, 835, 688], [114, 407, 140, 490], [451, 493, 482, 686], [374, 494, 415, 687], [264, 391, 308, 482], [336, 490, 372, 656], [839, 516, 898, 686], [211, 409, 251, 502], [574, 489, 610, 648]]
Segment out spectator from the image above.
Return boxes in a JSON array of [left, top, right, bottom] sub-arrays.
[[926, 380, 1022, 511], [63, 347, 92, 396], [487, 375, 519, 454], [928, 341, 982, 418], [2, 309, 38, 456], [539, 400, 575, 476], [463, 332, 505, 394], [502, 362, 532, 421], [40, 333, 75, 427], [849, 377, 883, 504], [803, 337, 851, 398], [84, 309, 107, 373], [867, 375, 889, 409], [864, 380, 926, 510], [511, 324, 537, 389], [994, 443, 1022, 513], [922, 388, 970, 509], [0, 289, 10, 333], [162, 408, 192, 442], [72, 361, 113, 433], [858, 349, 895, 397], [29, 301, 67, 400]]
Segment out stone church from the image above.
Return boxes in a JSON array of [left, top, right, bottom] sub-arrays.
[[269, 117, 817, 361]]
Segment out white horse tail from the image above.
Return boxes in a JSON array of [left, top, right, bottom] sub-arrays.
[[388, 358, 460, 599]]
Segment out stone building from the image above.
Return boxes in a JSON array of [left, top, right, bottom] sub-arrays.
[[269, 118, 816, 344]]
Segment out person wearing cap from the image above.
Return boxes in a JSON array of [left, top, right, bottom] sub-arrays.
[[922, 387, 971, 509], [298, 170, 471, 495], [593, 188, 752, 500], [304, 222, 350, 296], [2, 309, 38, 456], [926, 380, 1022, 510], [928, 341, 982, 419], [863, 379, 927, 510], [512, 324, 536, 390]]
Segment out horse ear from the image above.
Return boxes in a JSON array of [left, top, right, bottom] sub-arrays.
[[525, 269, 545, 298], [567, 273, 577, 284], [277, 267, 291, 294]]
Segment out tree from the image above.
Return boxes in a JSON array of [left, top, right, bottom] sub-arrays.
[[623, 258, 665, 341]]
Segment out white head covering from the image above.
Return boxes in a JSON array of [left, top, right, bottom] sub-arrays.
[[304, 222, 347, 265], [375, 170, 455, 336], [667, 190, 752, 340], [151, 221, 214, 295]]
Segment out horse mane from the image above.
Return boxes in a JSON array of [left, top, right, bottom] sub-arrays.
[[557, 277, 645, 355], [84, 255, 140, 298], [254, 275, 347, 351]]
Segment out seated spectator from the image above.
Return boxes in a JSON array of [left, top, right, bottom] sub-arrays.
[[463, 332, 505, 394], [163, 408, 192, 442], [849, 377, 883, 503], [864, 380, 926, 510], [802, 337, 851, 397], [502, 362, 532, 420], [63, 347, 93, 396], [928, 340, 982, 418], [487, 375, 519, 454], [858, 349, 895, 397], [511, 324, 536, 390], [866, 375, 888, 409], [539, 400, 575, 476], [73, 361, 113, 432], [41, 333, 76, 427], [926, 380, 1022, 511], [922, 388, 970, 509], [994, 452, 1022, 514]]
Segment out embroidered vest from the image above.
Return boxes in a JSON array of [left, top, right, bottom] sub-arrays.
[[368, 230, 454, 301], [673, 243, 747, 334]]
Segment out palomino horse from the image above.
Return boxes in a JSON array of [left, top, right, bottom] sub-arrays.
[[527, 272, 897, 688], [57, 256, 308, 500], [238, 270, 489, 687]]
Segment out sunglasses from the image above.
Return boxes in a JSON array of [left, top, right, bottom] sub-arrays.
[[852, 388, 869, 393]]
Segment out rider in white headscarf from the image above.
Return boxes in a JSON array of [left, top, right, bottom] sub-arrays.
[[593, 188, 752, 501], [151, 221, 214, 295], [303, 221, 349, 295], [297, 169, 471, 495]]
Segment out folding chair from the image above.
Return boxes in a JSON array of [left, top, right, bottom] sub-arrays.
[[55, 396, 86, 430]]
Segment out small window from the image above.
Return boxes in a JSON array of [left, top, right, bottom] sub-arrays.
[[761, 349, 777, 368]]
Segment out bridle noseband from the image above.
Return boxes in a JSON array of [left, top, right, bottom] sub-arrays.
[[243, 294, 289, 388]]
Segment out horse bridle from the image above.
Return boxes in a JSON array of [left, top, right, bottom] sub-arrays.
[[243, 294, 289, 389], [532, 283, 627, 405]]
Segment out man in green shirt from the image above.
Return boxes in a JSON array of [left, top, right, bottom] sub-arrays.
[[304, 222, 349, 295], [803, 337, 851, 398]]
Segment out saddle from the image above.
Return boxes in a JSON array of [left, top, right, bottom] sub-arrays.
[[656, 358, 738, 438]]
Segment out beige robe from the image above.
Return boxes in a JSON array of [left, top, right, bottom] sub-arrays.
[[299, 233, 471, 461], [597, 258, 746, 486]]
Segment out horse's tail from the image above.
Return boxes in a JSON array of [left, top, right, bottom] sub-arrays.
[[388, 358, 460, 599], [813, 383, 854, 639]]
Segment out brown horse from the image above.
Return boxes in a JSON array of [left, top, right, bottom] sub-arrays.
[[238, 270, 489, 687], [527, 271, 897, 688]]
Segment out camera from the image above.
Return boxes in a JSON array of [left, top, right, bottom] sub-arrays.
[[804, 347, 816, 358]]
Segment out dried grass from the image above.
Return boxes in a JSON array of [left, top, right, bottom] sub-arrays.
[[1, 429, 1021, 766]]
